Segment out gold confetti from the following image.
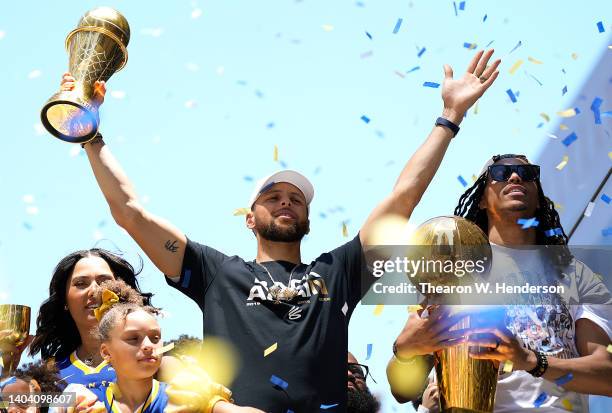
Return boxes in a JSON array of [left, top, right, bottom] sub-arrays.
[[607, 344, 612, 353], [264, 342, 278, 357], [407, 305, 422, 313], [273, 145, 278, 162], [559, 124, 569, 130], [508, 59, 524, 74], [528, 56, 543, 64], [502, 361, 514, 373], [473, 101, 479, 115], [561, 399, 574, 411], [608, 152, 612, 160], [233, 208, 250, 216], [540, 113, 550, 122], [554, 202, 565, 212], [571, 52, 578, 60], [342, 221, 348, 237], [556, 155, 569, 171], [153, 342, 175, 357], [472, 175, 477, 183], [322, 24, 334, 32], [557, 108, 577, 118], [373, 304, 384, 316]]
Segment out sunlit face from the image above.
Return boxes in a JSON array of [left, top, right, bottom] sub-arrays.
[[347, 352, 367, 393], [100, 310, 162, 380], [247, 182, 310, 242], [2, 379, 38, 413], [65, 256, 115, 332], [480, 158, 539, 218]]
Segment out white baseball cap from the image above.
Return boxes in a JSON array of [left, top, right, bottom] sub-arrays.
[[249, 170, 314, 208]]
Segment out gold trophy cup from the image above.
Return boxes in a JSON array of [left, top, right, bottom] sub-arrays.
[[0, 305, 31, 374], [409, 216, 498, 413], [40, 7, 130, 143]]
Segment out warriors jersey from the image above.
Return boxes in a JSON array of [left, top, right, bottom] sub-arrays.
[[55, 351, 116, 389]]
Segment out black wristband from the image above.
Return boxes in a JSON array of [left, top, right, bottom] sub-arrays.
[[527, 351, 548, 377], [392, 341, 416, 364], [435, 117, 460, 137]]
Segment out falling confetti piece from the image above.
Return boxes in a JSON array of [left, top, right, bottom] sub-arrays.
[[23, 222, 32, 231], [342, 222, 348, 237], [509, 40, 523, 54], [596, 21, 605, 33], [273, 145, 278, 162], [517, 217, 539, 229], [562, 86, 568, 96], [547, 133, 559, 139], [591, 97, 603, 124], [110, 90, 126, 99], [482, 14, 487, 22], [392, 18, 403, 34], [28, 69, 42, 79], [609, 152, 612, 160], [342, 302, 349, 316], [23, 195, 35, 204], [457, 175, 468, 187], [502, 361, 513, 373], [233, 208, 250, 216], [270, 375, 288, 390], [26, 206, 39, 215], [571, 52, 578, 60], [584, 202, 595, 217], [554, 373, 574, 386], [463, 42, 477, 49], [365, 31, 372, 39], [394, 70, 406, 79], [555, 155, 569, 170], [525, 71, 543, 86], [320, 404, 339, 410], [153, 342, 175, 357], [191, 8, 203, 19], [561, 132, 578, 147], [559, 124, 569, 130], [603, 228, 612, 237], [407, 305, 422, 313], [0, 31, 5, 40], [540, 113, 550, 122], [264, 342, 278, 357], [453, 2, 458, 16], [366, 343, 373, 360], [216, 66, 225, 76], [506, 89, 517, 103], [601, 194, 611, 204], [508, 59, 524, 74], [322, 24, 334, 32], [417, 47, 426, 58], [473, 101, 479, 115], [360, 50, 373, 59], [406, 66, 420, 73], [459, 1, 466, 10], [534, 392, 548, 408], [361, 115, 370, 124], [373, 304, 384, 316], [561, 399, 574, 411], [528, 56, 543, 64], [423, 82, 440, 88]]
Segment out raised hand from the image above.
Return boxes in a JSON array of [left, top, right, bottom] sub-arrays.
[[441, 49, 501, 122], [60, 72, 107, 106], [465, 326, 535, 371]]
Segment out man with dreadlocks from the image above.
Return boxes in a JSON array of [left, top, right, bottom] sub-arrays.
[[389, 154, 612, 411]]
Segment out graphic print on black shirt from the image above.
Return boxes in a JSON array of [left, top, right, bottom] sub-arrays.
[[165, 235, 364, 413]]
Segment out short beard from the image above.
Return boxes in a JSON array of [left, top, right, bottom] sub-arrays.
[[347, 387, 380, 413], [256, 219, 309, 243]]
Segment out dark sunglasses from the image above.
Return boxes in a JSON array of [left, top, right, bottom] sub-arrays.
[[348, 362, 377, 383], [488, 164, 540, 182]]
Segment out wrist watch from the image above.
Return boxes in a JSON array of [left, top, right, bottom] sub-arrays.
[[527, 351, 548, 377]]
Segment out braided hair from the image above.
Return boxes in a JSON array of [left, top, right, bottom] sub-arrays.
[[453, 156, 573, 274]]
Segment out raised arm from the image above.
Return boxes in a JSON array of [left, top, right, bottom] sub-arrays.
[[60, 74, 186, 277], [360, 50, 500, 245]]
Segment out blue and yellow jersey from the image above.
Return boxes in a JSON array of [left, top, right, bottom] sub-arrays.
[[55, 351, 116, 389], [90, 380, 169, 413]]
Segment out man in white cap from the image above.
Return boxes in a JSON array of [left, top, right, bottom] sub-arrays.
[[59, 49, 500, 412]]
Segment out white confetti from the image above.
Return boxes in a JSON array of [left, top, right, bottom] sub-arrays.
[[216, 66, 225, 76], [342, 302, 348, 316], [184, 99, 197, 109], [185, 62, 200, 72], [25, 206, 39, 215], [584, 202, 595, 217], [23, 195, 35, 204], [28, 69, 42, 79], [69, 145, 81, 157], [546, 133, 559, 139], [140, 28, 164, 37], [0, 31, 5, 40], [110, 90, 126, 99], [191, 8, 203, 19]]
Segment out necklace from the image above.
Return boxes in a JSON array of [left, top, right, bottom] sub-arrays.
[[77, 348, 100, 367], [255, 262, 302, 303]]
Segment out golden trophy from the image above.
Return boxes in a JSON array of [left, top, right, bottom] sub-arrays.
[[40, 7, 130, 143], [0, 305, 31, 375], [409, 216, 498, 413]]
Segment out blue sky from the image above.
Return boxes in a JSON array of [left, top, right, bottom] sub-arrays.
[[1, 0, 610, 411]]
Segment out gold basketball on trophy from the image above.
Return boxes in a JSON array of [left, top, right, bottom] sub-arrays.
[[40, 7, 130, 143]]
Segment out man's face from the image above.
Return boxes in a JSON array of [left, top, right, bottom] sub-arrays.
[[480, 158, 539, 218], [347, 352, 380, 413], [248, 182, 310, 242]]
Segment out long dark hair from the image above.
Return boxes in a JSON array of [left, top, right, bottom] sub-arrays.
[[29, 249, 152, 361], [453, 156, 573, 273]]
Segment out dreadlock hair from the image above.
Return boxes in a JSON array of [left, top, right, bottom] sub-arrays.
[[454, 165, 573, 276]]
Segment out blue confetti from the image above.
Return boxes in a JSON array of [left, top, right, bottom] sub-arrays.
[[459, 1, 466, 10], [463, 42, 477, 49], [525, 70, 542, 86], [255, 90, 264, 98], [534, 392, 548, 408], [601, 194, 611, 204], [517, 218, 539, 229], [361, 115, 371, 123], [544, 228, 563, 237], [591, 97, 603, 124], [417, 47, 426, 58], [356, 1, 365, 7], [602, 227, 612, 237], [392, 18, 403, 34], [365, 31, 372, 40], [554, 373, 574, 386], [237, 80, 247, 86], [280, 160, 288, 168], [562, 86, 567, 96], [23, 222, 32, 230], [319, 212, 327, 219], [506, 89, 517, 103], [602, 111, 612, 117], [483, 14, 488, 22], [509, 40, 523, 54], [366, 343, 373, 360], [536, 122, 544, 129], [485, 40, 495, 48], [562, 132, 578, 147], [270, 375, 289, 390], [596, 21, 605, 33], [453, 2, 458, 16], [457, 175, 468, 187], [573, 107, 581, 115], [423, 82, 440, 88], [243, 176, 254, 182], [406, 66, 420, 73], [320, 404, 339, 410], [266, 122, 275, 128], [375, 130, 385, 138]]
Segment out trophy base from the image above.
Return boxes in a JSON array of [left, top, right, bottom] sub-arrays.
[[41, 90, 99, 144]]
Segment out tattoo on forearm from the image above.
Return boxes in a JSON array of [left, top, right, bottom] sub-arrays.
[[165, 240, 179, 253]]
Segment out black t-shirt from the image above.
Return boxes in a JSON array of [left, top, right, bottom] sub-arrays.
[[165, 235, 363, 412]]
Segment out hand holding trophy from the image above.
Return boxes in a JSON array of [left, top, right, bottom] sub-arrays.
[[0, 304, 31, 377], [40, 7, 129, 144]]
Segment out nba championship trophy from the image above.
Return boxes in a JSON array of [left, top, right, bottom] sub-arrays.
[[40, 7, 130, 144], [0, 305, 30, 375], [409, 216, 498, 413]]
